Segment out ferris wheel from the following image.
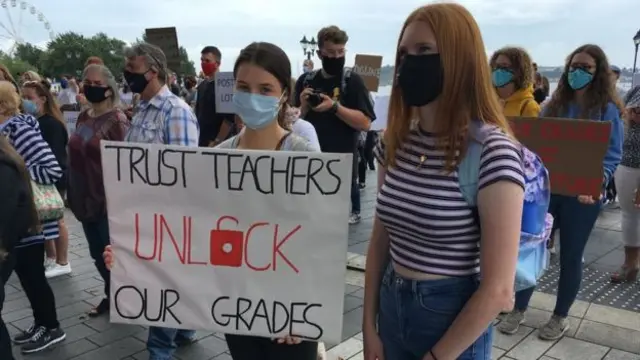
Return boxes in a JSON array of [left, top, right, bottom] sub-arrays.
[[0, 0, 54, 55]]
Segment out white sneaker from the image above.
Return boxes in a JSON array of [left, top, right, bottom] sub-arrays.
[[43, 258, 56, 271], [45, 263, 72, 278]]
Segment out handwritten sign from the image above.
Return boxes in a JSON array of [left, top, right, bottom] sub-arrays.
[[101, 142, 352, 343], [215, 72, 235, 114], [508, 117, 611, 197], [145, 27, 181, 72], [353, 54, 383, 92], [63, 111, 80, 135]]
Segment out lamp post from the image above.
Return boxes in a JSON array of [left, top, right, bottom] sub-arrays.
[[66, 51, 81, 60], [299, 35, 317, 60], [633, 29, 640, 74]]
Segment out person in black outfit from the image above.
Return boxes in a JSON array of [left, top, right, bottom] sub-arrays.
[[0, 136, 42, 360], [168, 72, 181, 96], [358, 131, 377, 188], [195, 46, 235, 146], [294, 25, 375, 224]]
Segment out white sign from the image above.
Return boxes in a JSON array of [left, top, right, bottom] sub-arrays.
[[63, 111, 80, 135], [101, 141, 352, 343], [215, 72, 235, 114], [371, 94, 389, 131]]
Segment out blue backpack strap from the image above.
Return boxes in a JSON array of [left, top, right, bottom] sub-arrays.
[[459, 121, 490, 207]]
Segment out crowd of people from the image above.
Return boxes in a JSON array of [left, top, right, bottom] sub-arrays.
[[0, 2, 638, 360]]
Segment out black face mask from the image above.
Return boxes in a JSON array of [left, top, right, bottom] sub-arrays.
[[397, 54, 443, 107], [321, 56, 345, 76], [123, 70, 149, 94], [83, 85, 109, 103]]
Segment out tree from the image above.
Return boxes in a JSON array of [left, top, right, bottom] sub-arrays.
[[140, 33, 196, 76], [14, 43, 45, 70], [0, 53, 38, 79]]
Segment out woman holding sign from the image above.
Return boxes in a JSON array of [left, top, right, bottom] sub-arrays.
[[500, 44, 624, 340]]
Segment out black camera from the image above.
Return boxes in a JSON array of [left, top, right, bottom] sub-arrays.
[[307, 91, 323, 107]]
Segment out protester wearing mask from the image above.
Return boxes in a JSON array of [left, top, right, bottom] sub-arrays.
[[500, 44, 623, 340], [490, 47, 541, 117], [67, 64, 128, 318], [195, 46, 235, 146], [21, 80, 72, 279], [0, 81, 66, 354], [294, 25, 375, 225], [117, 42, 199, 360], [57, 75, 78, 110]]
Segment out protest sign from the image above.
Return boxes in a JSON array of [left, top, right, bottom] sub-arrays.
[[353, 54, 383, 92], [145, 27, 181, 71], [371, 94, 389, 131], [215, 72, 235, 114], [63, 111, 80, 135], [508, 117, 611, 197], [101, 141, 352, 343]]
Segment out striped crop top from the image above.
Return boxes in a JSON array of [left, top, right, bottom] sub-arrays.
[[374, 126, 525, 276]]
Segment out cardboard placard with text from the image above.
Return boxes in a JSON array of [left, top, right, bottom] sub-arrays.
[[101, 141, 352, 343], [508, 117, 612, 197], [145, 27, 181, 72], [353, 54, 383, 92]]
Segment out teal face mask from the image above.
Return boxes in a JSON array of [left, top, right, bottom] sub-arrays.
[[22, 99, 38, 115], [492, 68, 514, 88], [567, 68, 594, 90], [232, 91, 282, 130]]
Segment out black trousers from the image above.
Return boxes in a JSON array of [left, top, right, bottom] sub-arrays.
[[7, 244, 59, 329], [225, 334, 318, 360], [81, 215, 111, 298], [358, 131, 377, 184]]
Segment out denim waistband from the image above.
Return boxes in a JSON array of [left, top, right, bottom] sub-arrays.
[[382, 262, 480, 295]]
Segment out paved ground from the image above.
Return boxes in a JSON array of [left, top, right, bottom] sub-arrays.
[[2, 171, 640, 359]]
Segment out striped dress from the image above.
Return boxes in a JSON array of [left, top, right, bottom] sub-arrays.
[[1, 114, 63, 248]]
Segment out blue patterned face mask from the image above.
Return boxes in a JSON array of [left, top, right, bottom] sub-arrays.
[[232, 91, 283, 130], [22, 99, 39, 115], [492, 68, 514, 88], [567, 68, 594, 90]]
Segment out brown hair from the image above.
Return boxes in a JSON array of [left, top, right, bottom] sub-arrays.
[[317, 26, 349, 49], [489, 47, 534, 90], [384, 3, 512, 171], [22, 81, 65, 126], [546, 44, 624, 118], [0, 135, 41, 255], [85, 56, 104, 67]]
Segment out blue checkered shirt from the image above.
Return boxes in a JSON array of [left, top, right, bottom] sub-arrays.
[[125, 86, 199, 146]]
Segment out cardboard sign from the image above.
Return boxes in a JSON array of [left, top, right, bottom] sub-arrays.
[[353, 54, 383, 92], [63, 111, 80, 135], [101, 141, 352, 343], [215, 72, 235, 114], [508, 117, 612, 197], [145, 27, 181, 72]]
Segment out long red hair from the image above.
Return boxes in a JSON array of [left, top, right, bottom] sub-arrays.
[[384, 3, 512, 171]]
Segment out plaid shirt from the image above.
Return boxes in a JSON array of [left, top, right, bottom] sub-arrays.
[[125, 86, 199, 146]]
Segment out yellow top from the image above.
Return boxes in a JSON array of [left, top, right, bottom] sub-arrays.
[[502, 85, 541, 117]]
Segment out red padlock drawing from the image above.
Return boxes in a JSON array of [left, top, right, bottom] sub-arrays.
[[210, 216, 244, 267]]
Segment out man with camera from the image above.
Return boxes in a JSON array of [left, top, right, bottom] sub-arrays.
[[294, 25, 375, 224]]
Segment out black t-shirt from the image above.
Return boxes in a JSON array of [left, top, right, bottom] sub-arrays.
[[195, 79, 234, 146], [294, 70, 376, 154], [170, 83, 181, 96], [37, 114, 68, 191]]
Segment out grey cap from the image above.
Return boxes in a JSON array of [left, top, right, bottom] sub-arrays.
[[624, 85, 640, 109]]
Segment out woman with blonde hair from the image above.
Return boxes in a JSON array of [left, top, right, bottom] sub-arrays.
[[20, 70, 41, 85], [21, 80, 71, 279], [362, 3, 525, 359], [490, 47, 541, 117], [0, 80, 66, 353]]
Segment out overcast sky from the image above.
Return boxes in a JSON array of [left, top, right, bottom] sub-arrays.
[[3, 0, 639, 76]]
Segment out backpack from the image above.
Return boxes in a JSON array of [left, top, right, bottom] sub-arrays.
[[458, 121, 553, 291], [303, 68, 352, 105]]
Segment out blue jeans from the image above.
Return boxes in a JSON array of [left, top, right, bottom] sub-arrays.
[[515, 194, 601, 317], [147, 326, 196, 360], [378, 265, 492, 360], [351, 181, 361, 213]]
